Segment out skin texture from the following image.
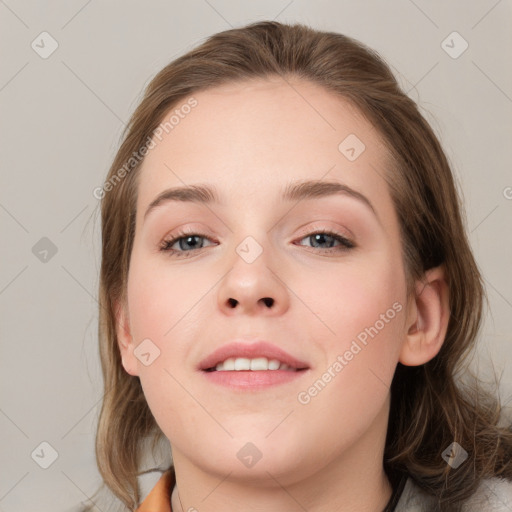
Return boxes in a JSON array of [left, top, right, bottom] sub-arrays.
[[116, 77, 450, 512]]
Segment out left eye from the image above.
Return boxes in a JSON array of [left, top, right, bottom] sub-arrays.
[[296, 230, 354, 251], [159, 230, 354, 258]]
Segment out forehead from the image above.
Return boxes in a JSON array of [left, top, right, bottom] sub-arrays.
[[136, 77, 396, 229]]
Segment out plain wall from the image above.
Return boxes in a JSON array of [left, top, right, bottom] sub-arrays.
[[1, 1, 511, 510]]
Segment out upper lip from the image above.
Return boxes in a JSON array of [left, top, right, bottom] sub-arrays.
[[198, 340, 310, 371]]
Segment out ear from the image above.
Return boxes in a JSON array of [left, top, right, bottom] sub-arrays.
[[399, 264, 450, 366], [114, 299, 140, 376]]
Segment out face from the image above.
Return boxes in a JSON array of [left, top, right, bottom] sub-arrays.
[[117, 77, 411, 484]]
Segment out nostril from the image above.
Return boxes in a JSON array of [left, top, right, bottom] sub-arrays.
[[262, 297, 274, 307]]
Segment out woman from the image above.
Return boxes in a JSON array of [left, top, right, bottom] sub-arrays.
[[91, 21, 512, 512]]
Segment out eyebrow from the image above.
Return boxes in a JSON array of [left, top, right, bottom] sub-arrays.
[[143, 179, 380, 224]]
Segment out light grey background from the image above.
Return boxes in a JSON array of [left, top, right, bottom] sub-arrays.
[[1, 1, 511, 510]]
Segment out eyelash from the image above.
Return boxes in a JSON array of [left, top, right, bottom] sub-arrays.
[[159, 228, 355, 258]]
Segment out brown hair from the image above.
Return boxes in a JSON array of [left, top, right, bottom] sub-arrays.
[[93, 21, 512, 511]]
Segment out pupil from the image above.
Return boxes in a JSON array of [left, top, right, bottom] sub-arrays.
[[184, 236, 199, 249], [313, 234, 333, 248]]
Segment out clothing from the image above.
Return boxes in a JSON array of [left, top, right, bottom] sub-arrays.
[[135, 466, 512, 512], [136, 469, 173, 511]]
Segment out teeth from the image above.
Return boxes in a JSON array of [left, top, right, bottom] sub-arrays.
[[214, 357, 294, 371]]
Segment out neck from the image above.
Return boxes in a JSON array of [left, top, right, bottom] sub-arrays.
[[171, 398, 393, 512]]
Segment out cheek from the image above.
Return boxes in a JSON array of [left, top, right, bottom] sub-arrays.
[[124, 255, 202, 433], [126, 249, 206, 342], [124, 250, 214, 413], [297, 254, 405, 409], [299, 250, 405, 347], [293, 261, 404, 442]]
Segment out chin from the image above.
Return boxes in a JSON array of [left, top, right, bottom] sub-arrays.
[[182, 434, 316, 486]]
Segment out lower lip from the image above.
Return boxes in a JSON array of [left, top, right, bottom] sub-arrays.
[[201, 369, 309, 390]]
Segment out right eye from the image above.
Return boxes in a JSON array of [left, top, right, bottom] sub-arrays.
[[159, 231, 216, 258]]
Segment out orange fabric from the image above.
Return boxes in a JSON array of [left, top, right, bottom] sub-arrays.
[[136, 469, 175, 512]]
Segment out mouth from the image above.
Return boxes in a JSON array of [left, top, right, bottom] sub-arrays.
[[198, 340, 310, 372], [198, 340, 310, 389], [203, 356, 308, 372]]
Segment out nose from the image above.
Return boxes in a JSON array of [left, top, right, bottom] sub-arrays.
[[217, 237, 290, 316]]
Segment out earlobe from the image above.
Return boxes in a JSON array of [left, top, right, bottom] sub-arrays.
[[114, 299, 140, 377], [399, 264, 450, 367]]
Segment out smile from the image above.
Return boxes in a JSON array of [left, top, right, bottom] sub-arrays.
[[205, 357, 298, 372]]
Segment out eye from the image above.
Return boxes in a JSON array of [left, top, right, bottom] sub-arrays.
[[295, 230, 355, 253], [159, 231, 216, 258], [159, 228, 355, 258]]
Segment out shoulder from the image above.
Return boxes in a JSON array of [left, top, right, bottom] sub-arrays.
[[395, 476, 512, 512]]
